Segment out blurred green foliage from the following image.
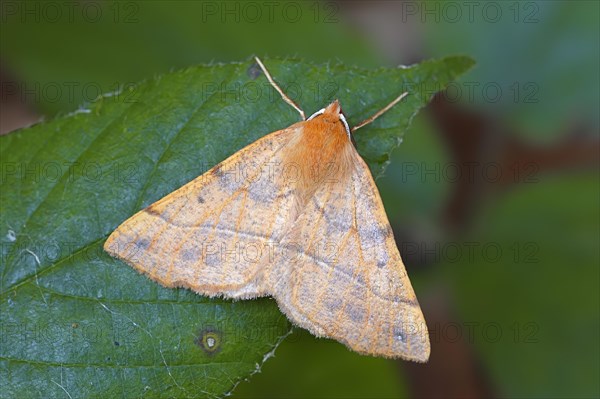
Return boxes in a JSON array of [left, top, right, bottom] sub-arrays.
[[0, 1, 376, 114], [424, 0, 599, 139], [445, 172, 600, 397]]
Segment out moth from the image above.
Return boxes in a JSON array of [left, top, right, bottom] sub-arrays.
[[104, 57, 430, 362]]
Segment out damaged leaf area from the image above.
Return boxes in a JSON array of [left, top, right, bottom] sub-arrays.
[[0, 57, 473, 398]]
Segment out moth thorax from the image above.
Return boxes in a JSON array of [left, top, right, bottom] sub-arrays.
[[289, 125, 354, 196]]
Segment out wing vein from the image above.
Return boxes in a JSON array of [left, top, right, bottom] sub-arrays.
[[352, 176, 374, 346], [290, 187, 335, 322]]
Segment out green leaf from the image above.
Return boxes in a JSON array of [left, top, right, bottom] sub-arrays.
[[0, 56, 474, 398]]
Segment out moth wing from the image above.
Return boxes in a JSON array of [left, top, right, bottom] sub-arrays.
[[104, 126, 302, 299], [269, 151, 430, 361]]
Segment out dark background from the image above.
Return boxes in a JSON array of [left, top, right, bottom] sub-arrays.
[[1, 1, 598, 398]]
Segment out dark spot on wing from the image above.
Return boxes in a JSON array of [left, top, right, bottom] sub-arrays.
[[393, 295, 418, 307], [345, 303, 366, 323], [273, 188, 294, 202], [135, 238, 149, 249], [180, 248, 200, 263], [211, 164, 223, 177], [383, 225, 394, 237], [325, 296, 343, 313], [355, 273, 366, 286], [393, 327, 406, 343], [144, 206, 160, 216], [312, 197, 325, 215], [197, 195, 205, 204]]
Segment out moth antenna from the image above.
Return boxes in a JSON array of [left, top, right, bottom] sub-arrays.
[[351, 92, 409, 132], [254, 56, 306, 121]]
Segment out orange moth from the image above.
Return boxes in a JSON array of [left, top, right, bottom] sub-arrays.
[[104, 57, 430, 362]]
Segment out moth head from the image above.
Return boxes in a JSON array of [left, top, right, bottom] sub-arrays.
[[307, 99, 351, 140]]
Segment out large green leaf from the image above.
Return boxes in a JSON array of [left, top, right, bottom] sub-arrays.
[[0, 56, 474, 398]]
